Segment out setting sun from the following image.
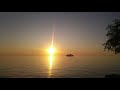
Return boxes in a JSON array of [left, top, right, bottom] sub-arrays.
[[48, 47, 55, 55]]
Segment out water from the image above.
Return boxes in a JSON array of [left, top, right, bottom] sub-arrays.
[[0, 56, 120, 78]]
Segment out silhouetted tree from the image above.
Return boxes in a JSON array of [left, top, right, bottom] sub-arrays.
[[103, 19, 120, 54]]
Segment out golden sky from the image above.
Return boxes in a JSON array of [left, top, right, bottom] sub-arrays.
[[0, 12, 120, 56]]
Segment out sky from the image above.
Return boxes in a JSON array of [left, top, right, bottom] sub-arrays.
[[0, 12, 120, 56]]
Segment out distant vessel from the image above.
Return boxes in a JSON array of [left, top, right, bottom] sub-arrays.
[[66, 54, 74, 56]]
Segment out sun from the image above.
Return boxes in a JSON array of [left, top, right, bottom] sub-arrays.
[[49, 47, 55, 55]]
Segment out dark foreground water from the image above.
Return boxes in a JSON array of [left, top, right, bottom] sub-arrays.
[[0, 56, 120, 78]]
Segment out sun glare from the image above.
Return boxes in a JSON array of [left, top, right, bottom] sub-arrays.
[[49, 47, 55, 55]]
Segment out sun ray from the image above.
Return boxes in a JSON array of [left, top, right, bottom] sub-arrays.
[[48, 24, 56, 78], [48, 31, 55, 55]]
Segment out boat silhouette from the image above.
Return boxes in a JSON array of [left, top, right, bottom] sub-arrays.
[[66, 54, 74, 56]]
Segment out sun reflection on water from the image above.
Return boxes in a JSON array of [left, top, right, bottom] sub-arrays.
[[48, 54, 54, 78]]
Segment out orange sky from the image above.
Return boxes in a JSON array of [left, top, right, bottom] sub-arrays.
[[0, 12, 120, 56]]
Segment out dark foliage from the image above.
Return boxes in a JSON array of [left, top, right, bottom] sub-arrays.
[[103, 19, 120, 54]]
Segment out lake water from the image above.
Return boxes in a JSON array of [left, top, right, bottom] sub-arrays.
[[0, 56, 120, 78]]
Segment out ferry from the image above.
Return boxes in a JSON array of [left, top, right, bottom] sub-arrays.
[[66, 54, 74, 56]]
